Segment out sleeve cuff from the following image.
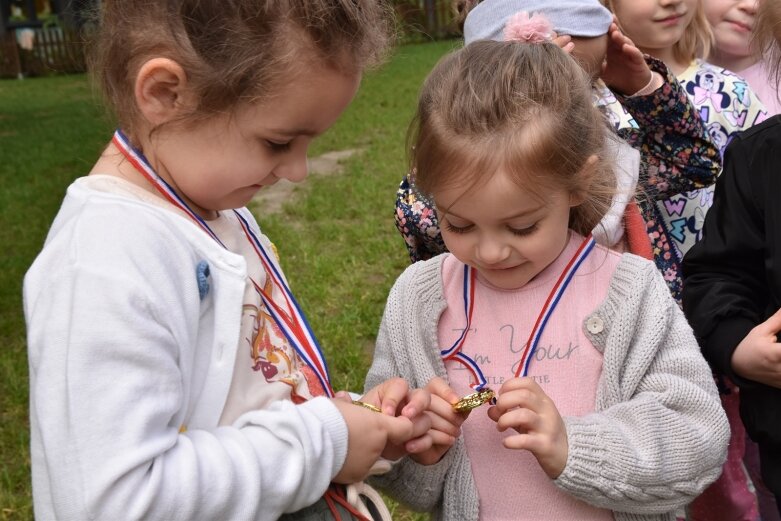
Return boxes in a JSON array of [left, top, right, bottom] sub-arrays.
[[299, 397, 350, 479], [703, 317, 758, 388]]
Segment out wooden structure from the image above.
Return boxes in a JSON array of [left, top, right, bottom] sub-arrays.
[[395, 0, 460, 40], [0, 0, 89, 78]]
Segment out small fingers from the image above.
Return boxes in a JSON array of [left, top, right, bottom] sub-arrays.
[[425, 377, 460, 404], [404, 433, 434, 454], [426, 407, 463, 438], [334, 390, 353, 403], [496, 378, 547, 414], [429, 394, 468, 428], [375, 377, 409, 416], [401, 387, 431, 419], [382, 415, 416, 446], [551, 33, 574, 54], [502, 432, 536, 451], [495, 407, 541, 434]]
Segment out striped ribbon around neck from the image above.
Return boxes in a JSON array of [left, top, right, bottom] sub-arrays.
[[112, 129, 334, 397], [443, 234, 596, 388]]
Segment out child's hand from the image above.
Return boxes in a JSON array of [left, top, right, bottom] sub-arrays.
[[360, 377, 430, 418], [407, 377, 468, 466], [601, 21, 655, 96], [551, 32, 575, 54], [732, 308, 781, 389], [331, 391, 430, 484], [350, 378, 433, 462], [487, 377, 568, 479]]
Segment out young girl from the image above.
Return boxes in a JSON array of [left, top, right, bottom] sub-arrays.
[[605, 0, 767, 261], [23, 2, 435, 520], [605, 1, 769, 519], [367, 40, 729, 521], [683, 2, 781, 518], [396, 0, 721, 303], [705, 0, 781, 115], [683, 84, 781, 521]]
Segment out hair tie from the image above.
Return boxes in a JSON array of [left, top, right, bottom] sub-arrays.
[[503, 11, 554, 43]]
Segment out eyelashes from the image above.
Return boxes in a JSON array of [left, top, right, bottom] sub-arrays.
[[509, 224, 538, 237], [443, 222, 474, 234], [265, 140, 291, 152], [443, 221, 538, 237]]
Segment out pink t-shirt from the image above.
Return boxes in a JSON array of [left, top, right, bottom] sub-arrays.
[[441, 233, 621, 521], [739, 60, 781, 116]]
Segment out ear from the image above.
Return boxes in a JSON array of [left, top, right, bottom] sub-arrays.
[[569, 154, 599, 207], [134, 58, 190, 127]]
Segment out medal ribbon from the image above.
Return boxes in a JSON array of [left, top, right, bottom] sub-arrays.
[[112, 130, 335, 397], [440, 264, 489, 391], [445, 234, 595, 387], [514, 235, 595, 377]]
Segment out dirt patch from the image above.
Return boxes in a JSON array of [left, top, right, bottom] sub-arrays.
[[251, 149, 360, 214]]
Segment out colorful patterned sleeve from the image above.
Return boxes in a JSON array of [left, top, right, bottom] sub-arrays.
[[394, 174, 447, 263], [613, 56, 722, 200]]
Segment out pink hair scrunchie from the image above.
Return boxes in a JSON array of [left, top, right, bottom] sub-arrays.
[[503, 11, 554, 43]]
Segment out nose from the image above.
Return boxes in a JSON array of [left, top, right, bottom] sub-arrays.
[[659, 0, 680, 7], [739, 0, 758, 14], [475, 232, 511, 266], [274, 149, 309, 183]]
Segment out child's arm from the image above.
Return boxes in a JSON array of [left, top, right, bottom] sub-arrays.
[[601, 23, 721, 199], [552, 259, 730, 514], [395, 174, 448, 263], [23, 212, 417, 521], [682, 128, 779, 385]]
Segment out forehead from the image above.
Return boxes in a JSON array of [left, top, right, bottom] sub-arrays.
[[236, 66, 361, 135], [434, 167, 563, 218]]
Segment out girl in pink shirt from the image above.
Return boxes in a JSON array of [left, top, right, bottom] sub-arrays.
[[366, 26, 729, 521], [704, 0, 781, 115]]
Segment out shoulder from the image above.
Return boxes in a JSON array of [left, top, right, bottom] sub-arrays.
[[731, 114, 781, 146], [30, 179, 240, 286], [390, 254, 447, 301], [725, 115, 781, 179], [599, 254, 673, 320]]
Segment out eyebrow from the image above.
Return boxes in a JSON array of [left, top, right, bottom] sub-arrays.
[[445, 205, 543, 221]]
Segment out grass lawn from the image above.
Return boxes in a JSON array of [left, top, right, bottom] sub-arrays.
[[0, 40, 457, 520]]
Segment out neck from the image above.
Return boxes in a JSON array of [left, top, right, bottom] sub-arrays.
[[100, 132, 219, 221], [640, 46, 690, 76], [709, 48, 758, 73]]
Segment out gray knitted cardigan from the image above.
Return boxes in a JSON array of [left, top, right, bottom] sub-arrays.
[[366, 253, 729, 521]]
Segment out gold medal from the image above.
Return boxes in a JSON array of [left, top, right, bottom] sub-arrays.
[[452, 388, 494, 413], [352, 400, 382, 413]]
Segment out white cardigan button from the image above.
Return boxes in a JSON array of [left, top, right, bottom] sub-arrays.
[[586, 316, 604, 334]]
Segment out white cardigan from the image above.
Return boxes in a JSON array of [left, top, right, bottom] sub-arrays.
[[24, 177, 348, 520]]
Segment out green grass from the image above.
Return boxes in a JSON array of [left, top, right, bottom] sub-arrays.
[[0, 40, 458, 520]]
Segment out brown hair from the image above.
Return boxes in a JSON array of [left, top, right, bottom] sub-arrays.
[[602, 0, 712, 62], [755, 0, 781, 91], [411, 41, 616, 236], [89, 0, 394, 139]]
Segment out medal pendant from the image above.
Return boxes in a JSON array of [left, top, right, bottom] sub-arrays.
[[452, 388, 494, 413]]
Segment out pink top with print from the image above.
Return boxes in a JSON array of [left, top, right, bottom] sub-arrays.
[[441, 233, 621, 520]]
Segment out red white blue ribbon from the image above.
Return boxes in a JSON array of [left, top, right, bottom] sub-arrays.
[[113, 130, 226, 247], [515, 235, 595, 377], [441, 264, 489, 391], [112, 130, 334, 397], [445, 234, 595, 387]]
